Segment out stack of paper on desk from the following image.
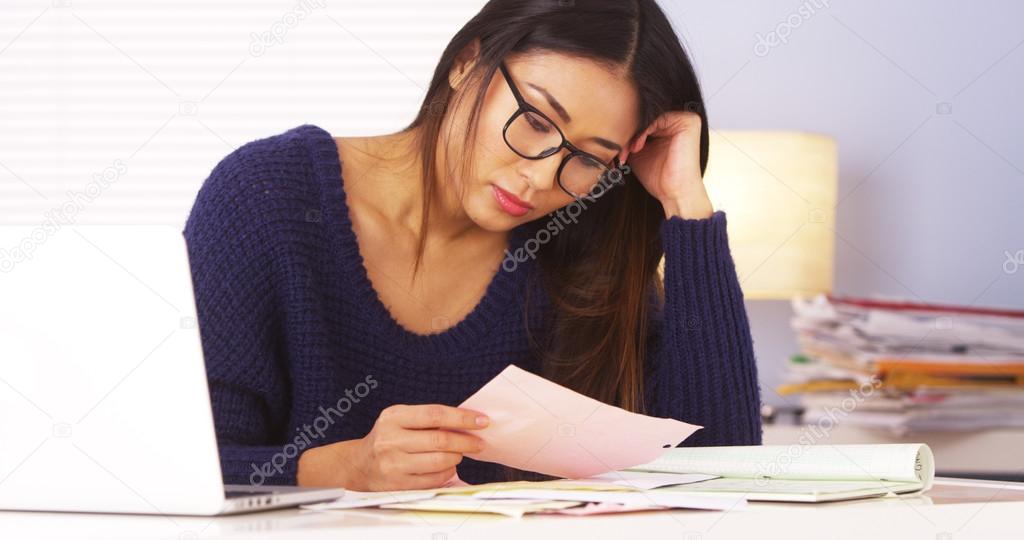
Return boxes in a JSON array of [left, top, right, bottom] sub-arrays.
[[782, 294, 1024, 434], [303, 442, 935, 516], [302, 472, 745, 517], [302, 364, 936, 515]]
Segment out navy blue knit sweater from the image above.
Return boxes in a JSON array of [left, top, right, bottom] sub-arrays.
[[183, 124, 763, 487]]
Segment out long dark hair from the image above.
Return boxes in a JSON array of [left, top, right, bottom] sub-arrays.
[[400, 0, 710, 481]]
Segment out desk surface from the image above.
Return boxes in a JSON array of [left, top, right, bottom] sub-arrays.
[[2, 478, 1022, 539]]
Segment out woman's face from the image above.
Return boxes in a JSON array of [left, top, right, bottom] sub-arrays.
[[446, 52, 641, 232]]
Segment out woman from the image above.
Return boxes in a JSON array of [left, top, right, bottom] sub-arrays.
[[184, 0, 762, 492]]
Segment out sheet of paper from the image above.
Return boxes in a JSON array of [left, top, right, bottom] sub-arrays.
[[472, 488, 746, 511], [379, 496, 581, 518], [301, 490, 436, 510], [450, 364, 702, 480], [542, 501, 667, 516], [657, 477, 919, 495], [430, 479, 633, 496], [570, 471, 719, 490]]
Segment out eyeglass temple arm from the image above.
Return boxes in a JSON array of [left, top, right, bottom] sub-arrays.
[[498, 62, 528, 106]]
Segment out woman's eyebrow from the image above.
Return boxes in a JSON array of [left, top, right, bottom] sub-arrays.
[[592, 137, 623, 153], [525, 82, 624, 154], [526, 81, 573, 123]]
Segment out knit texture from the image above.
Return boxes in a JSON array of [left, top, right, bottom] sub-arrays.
[[182, 124, 763, 487]]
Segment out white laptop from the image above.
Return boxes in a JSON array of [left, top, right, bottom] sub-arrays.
[[0, 225, 345, 515]]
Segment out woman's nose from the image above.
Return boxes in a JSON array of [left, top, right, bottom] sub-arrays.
[[517, 150, 566, 192]]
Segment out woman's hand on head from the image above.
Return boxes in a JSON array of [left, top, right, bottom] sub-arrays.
[[621, 110, 714, 219], [297, 403, 489, 491]]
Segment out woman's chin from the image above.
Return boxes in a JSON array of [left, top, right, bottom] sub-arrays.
[[475, 214, 519, 233]]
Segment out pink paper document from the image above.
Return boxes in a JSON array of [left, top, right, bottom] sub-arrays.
[[452, 364, 702, 480]]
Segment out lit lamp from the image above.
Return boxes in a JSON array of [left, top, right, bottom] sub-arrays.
[[690, 130, 839, 299]]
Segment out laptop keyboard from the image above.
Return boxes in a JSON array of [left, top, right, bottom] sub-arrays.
[[225, 490, 273, 499]]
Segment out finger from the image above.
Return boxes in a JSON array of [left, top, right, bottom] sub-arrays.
[[638, 118, 659, 140], [401, 428, 486, 454], [403, 467, 459, 490], [652, 111, 699, 137], [630, 131, 644, 153], [644, 114, 674, 138], [395, 451, 465, 475], [634, 132, 648, 153], [390, 404, 490, 430]]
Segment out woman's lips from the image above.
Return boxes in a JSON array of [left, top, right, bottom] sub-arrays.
[[492, 185, 533, 217]]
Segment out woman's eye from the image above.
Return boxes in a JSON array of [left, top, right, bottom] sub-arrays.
[[525, 113, 551, 133]]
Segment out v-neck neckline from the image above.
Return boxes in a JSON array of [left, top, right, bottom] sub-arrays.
[[303, 124, 537, 354]]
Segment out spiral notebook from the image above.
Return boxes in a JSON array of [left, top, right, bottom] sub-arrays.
[[626, 444, 935, 502]]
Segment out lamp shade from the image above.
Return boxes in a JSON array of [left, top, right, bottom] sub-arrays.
[[698, 130, 838, 300]]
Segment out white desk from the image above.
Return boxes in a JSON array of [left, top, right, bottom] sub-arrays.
[[2, 478, 1022, 539]]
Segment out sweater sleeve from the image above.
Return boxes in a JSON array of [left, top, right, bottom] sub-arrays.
[[643, 210, 763, 447], [183, 142, 297, 486]]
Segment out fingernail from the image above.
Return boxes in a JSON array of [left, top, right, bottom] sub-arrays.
[[476, 415, 489, 427]]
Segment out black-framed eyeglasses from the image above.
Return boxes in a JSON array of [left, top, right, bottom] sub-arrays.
[[498, 61, 621, 199]]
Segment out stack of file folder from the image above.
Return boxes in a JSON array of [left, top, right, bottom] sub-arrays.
[[781, 294, 1024, 434]]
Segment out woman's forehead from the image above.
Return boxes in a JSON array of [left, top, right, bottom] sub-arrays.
[[504, 53, 640, 146]]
